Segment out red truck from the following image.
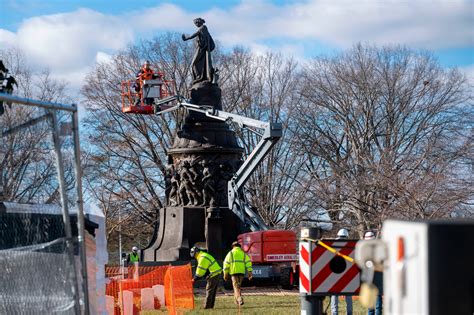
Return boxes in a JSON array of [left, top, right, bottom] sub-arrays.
[[237, 229, 299, 289]]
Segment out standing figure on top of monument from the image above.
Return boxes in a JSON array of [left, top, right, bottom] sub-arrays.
[[182, 18, 215, 84]]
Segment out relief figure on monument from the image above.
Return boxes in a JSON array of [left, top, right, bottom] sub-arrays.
[[201, 161, 217, 207], [178, 160, 201, 206], [167, 165, 181, 206]]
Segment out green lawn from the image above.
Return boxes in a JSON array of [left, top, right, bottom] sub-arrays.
[[143, 295, 370, 314]]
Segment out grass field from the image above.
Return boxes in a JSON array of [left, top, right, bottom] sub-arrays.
[[143, 295, 370, 314]]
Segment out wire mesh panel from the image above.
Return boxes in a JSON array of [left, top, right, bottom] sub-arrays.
[[0, 204, 78, 314]]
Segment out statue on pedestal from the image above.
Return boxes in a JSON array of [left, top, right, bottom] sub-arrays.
[[182, 18, 216, 85], [143, 19, 243, 261]]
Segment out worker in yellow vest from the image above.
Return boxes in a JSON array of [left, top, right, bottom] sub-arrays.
[[127, 246, 140, 263], [190, 246, 222, 309], [223, 241, 253, 305]]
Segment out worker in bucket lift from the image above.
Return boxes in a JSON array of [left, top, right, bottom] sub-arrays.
[[330, 228, 353, 315], [223, 241, 253, 306], [127, 246, 140, 264], [364, 231, 383, 315], [134, 61, 154, 106], [190, 246, 222, 309]]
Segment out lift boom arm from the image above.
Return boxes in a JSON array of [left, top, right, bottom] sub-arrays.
[[156, 99, 282, 231]]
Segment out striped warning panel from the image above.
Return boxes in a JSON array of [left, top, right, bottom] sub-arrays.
[[299, 239, 361, 295], [299, 242, 311, 293], [312, 240, 360, 294]]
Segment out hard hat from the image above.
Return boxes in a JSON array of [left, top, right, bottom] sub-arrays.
[[231, 241, 241, 247], [190, 246, 200, 258], [337, 228, 349, 238], [132, 246, 138, 252], [364, 231, 375, 240]]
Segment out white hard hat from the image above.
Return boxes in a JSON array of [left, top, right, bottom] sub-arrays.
[[190, 246, 200, 258], [364, 231, 375, 240], [132, 246, 138, 252], [337, 228, 349, 238]]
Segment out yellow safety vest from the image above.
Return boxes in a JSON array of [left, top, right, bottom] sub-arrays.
[[129, 252, 139, 262], [223, 247, 252, 275], [196, 252, 222, 278]]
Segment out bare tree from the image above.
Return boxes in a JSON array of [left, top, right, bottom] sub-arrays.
[[0, 48, 75, 204], [82, 38, 318, 255], [220, 48, 316, 229], [293, 44, 473, 235]]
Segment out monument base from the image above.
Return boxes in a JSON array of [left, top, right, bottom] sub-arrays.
[[142, 206, 242, 261]]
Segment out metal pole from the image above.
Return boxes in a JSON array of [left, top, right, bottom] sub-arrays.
[[300, 295, 324, 315], [72, 110, 90, 314], [50, 110, 81, 314], [0, 92, 76, 112], [2, 113, 52, 137]]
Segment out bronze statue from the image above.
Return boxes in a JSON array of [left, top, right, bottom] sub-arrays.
[[182, 18, 215, 84]]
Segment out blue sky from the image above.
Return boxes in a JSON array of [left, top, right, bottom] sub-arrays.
[[1, 0, 473, 92]]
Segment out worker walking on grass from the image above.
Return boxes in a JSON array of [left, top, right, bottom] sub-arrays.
[[223, 241, 253, 306], [190, 246, 222, 309]]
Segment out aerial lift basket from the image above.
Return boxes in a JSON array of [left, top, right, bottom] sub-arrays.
[[121, 74, 176, 115]]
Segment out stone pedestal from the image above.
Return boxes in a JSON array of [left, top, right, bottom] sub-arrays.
[[142, 206, 241, 261]]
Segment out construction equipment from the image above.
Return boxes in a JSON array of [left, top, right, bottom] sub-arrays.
[[144, 96, 282, 232], [238, 229, 299, 289]]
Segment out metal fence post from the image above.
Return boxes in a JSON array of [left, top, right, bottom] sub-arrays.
[[72, 109, 90, 314], [300, 227, 324, 315], [50, 110, 81, 314]]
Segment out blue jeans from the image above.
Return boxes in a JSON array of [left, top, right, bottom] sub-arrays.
[[367, 295, 383, 315], [331, 295, 353, 315]]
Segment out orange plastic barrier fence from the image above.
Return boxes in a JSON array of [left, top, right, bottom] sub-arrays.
[[165, 264, 195, 315], [105, 263, 194, 314]]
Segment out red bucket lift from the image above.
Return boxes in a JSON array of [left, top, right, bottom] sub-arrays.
[[121, 73, 176, 115]]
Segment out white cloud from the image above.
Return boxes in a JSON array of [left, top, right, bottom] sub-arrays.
[[0, 0, 472, 95], [206, 0, 473, 49], [16, 9, 132, 71]]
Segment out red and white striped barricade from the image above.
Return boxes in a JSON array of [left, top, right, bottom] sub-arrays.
[[299, 239, 361, 295]]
